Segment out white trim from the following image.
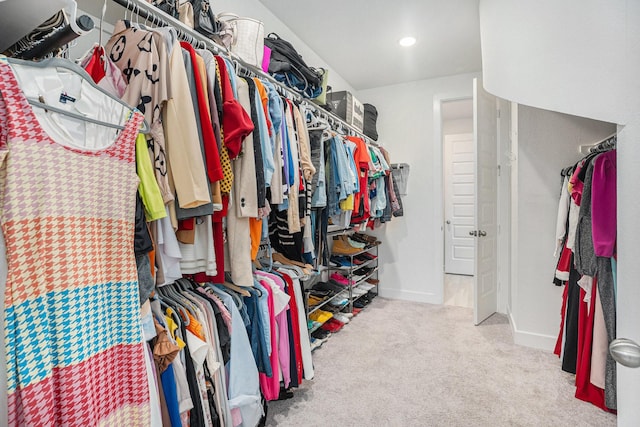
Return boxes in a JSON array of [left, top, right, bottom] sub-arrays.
[[433, 91, 475, 313], [495, 98, 511, 315], [507, 308, 556, 351], [509, 102, 519, 316], [379, 288, 441, 305]]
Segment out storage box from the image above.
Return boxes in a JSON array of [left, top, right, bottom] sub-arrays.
[[326, 91, 364, 132]]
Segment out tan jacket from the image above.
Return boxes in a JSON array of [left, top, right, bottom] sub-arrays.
[[162, 37, 211, 210]]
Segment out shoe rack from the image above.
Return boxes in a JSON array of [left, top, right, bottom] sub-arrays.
[[304, 231, 380, 351], [328, 232, 380, 313]]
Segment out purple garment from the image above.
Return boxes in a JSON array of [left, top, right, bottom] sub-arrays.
[[591, 150, 617, 257]]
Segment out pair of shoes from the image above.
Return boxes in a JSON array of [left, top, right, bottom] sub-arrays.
[[311, 328, 331, 340], [351, 233, 382, 246], [321, 318, 345, 333], [332, 237, 363, 255], [335, 235, 368, 250], [330, 255, 354, 268], [328, 297, 348, 307], [366, 278, 380, 285], [350, 274, 366, 284], [309, 309, 333, 323], [354, 266, 375, 276], [353, 293, 375, 308], [333, 313, 351, 324], [308, 320, 322, 331], [307, 295, 326, 307], [313, 281, 345, 293], [330, 272, 350, 286], [277, 388, 295, 401], [310, 336, 328, 351], [346, 236, 367, 249], [352, 287, 368, 297], [355, 252, 377, 261], [357, 283, 376, 291]]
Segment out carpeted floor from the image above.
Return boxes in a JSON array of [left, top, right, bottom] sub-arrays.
[[265, 298, 617, 427]]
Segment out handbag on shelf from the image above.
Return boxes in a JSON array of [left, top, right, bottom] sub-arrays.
[[191, 0, 220, 39], [217, 13, 264, 68], [151, 0, 179, 18], [264, 32, 323, 98], [311, 68, 329, 105], [178, 0, 194, 29]]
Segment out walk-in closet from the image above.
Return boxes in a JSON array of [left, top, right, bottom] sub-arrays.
[[0, 0, 638, 426]]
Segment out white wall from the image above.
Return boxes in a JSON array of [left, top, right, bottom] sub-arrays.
[[443, 118, 472, 135], [511, 105, 615, 349], [209, 0, 358, 95], [480, 1, 640, 420], [479, 0, 630, 125], [496, 98, 511, 315], [358, 72, 480, 303]]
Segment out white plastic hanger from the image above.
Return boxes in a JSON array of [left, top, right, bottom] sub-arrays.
[[6, 56, 150, 133]]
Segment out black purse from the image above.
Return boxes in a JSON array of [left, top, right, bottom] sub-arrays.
[[152, 0, 178, 18], [191, 0, 220, 38]]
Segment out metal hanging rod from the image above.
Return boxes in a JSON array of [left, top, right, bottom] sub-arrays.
[[109, 0, 374, 144]]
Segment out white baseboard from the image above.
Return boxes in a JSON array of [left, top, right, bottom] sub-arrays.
[[507, 309, 556, 351], [379, 288, 441, 305]]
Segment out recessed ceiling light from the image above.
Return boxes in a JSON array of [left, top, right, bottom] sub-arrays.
[[399, 36, 416, 47]]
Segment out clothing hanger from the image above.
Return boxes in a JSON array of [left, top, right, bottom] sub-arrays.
[[221, 281, 251, 297], [220, 285, 245, 309], [156, 286, 191, 326], [98, 0, 107, 71], [274, 264, 306, 281], [5, 56, 151, 133], [209, 283, 244, 310]]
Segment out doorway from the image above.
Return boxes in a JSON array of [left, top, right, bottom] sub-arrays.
[[441, 99, 474, 308]]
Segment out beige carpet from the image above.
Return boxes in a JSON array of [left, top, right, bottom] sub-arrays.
[[265, 298, 616, 427]]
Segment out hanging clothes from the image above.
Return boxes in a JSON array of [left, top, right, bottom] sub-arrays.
[[0, 60, 150, 426]]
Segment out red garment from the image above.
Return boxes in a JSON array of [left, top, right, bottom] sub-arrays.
[[180, 42, 223, 183], [555, 245, 572, 281], [574, 280, 615, 412], [178, 218, 194, 231], [347, 136, 372, 224], [83, 46, 107, 82], [214, 56, 253, 160], [554, 283, 569, 357], [280, 272, 303, 385]]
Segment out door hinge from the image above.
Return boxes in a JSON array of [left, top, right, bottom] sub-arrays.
[[497, 164, 501, 176]]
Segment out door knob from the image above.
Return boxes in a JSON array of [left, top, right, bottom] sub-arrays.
[[446, 220, 451, 224], [469, 230, 478, 236], [478, 230, 487, 237], [610, 338, 640, 368]]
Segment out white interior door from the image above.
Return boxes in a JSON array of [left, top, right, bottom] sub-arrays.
[[444, 133, 475, 275], [473, 79, 498, 325]]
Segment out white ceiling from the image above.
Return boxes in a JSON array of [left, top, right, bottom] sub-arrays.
[[259, 0, 482, 91]]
